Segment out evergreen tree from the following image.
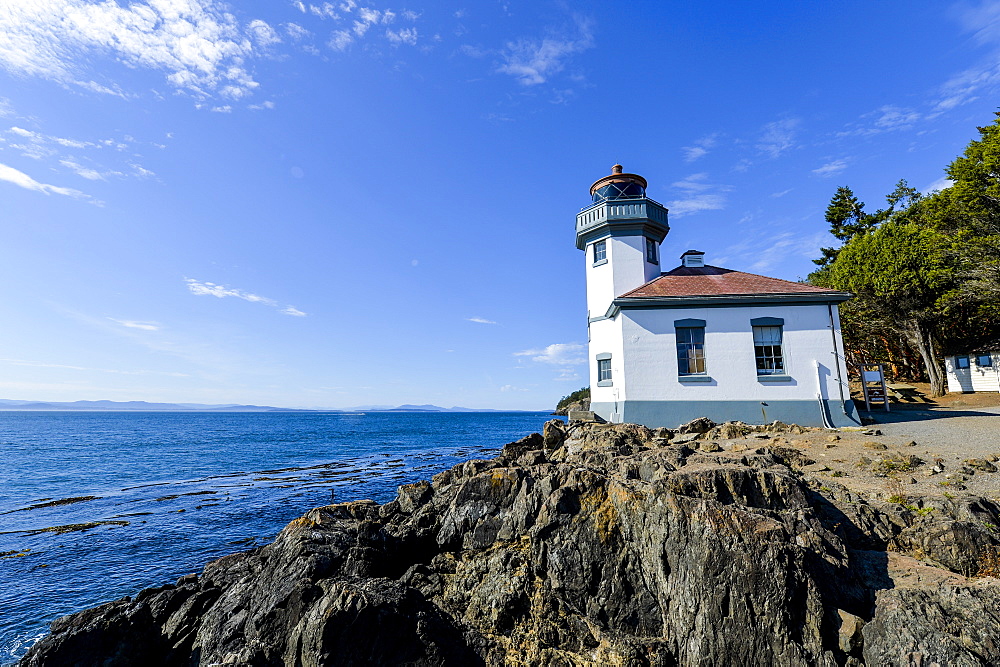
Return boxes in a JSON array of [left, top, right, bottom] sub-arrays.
[[810, 113, 1000, 396]]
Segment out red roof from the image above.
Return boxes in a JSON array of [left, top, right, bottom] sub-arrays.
[[619, 265, 842, 298]]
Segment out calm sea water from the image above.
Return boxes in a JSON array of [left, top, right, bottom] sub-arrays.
[[0, 411, 556, 664]]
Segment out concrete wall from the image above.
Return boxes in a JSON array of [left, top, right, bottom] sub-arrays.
[[588, 302, 858, 428], [588, 316, 625, 421], [946, 351, 1000, 393], [584, 234, 660, 317]]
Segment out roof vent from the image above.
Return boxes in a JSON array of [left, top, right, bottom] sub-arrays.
[[681, 250, 705, 267]]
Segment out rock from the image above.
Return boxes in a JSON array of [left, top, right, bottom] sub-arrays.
[[697, 441, 722, 453], [905, 441, 918, 447], [555, 398, 590, 416], [677, 416, 715, 434], [863, 441, 888, 450], [716, 422, 750, 439], [864, 584, 1000, 666], [824, 443, 838, 449], [542, 419, 566, 449], [567, 410, 599, 423], [23, 422, 1000, 667], [967, 459, 998, 473], [837, 609, 865, 656], [827, 435, 841, 442]]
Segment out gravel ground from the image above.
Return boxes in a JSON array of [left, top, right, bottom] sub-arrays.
[[686, 404, 1000, 503], [863, 406, 1000, 458]]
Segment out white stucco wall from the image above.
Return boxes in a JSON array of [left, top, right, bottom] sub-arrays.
[[584, 235, 660, 317], [608, 303, 850, 405], [588, 316, 625, 419], [946, 352, 1000, 393]]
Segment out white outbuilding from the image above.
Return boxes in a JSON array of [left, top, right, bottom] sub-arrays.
[[578, 165, 859, 428], [945, 345, 1000, 393]]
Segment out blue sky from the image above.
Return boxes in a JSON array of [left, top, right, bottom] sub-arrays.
[[0, 0, 999, 409]]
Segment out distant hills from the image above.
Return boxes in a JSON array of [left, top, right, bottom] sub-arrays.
[[0, 399, 538, 413]]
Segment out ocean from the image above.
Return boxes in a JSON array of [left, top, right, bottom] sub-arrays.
[[0, 410, 557, 664]]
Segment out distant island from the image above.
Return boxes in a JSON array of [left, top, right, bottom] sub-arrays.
[[0, 399, 540, 413]]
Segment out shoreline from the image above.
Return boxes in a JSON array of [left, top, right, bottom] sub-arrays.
[[19, 411, 1000, 665]]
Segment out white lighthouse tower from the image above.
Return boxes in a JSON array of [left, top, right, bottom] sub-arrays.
[[576, 165, 670, 319], [577, 165, 669, 422]]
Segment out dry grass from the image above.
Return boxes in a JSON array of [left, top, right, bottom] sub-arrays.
[[886, 478, 907, 504]]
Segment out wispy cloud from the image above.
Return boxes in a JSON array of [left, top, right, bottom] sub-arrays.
[[316, 2, 418, 51], [109, 319, 160, 331], [186, 278, 308, 317], [666, 172, 729, 217], [0, 357, 188, 377], [497, 16, 594, 86], [500, 384, 529, 392], [467, 317, 497, 324], [0, 161, 98, 203], [0, 0, 266, 99], [837, 105, 922, 137], [249, 19, 282, 48], [812, 159, 848, 177], [928, 3, 1000, 112], [514, 342, 585, 366], [681, 133, 719, 162], [756, 118, 800, 158], [667, 194, 726, 216], [923, 176, 954, 194], [386, 27, 418, 45], [719, 229, 828, 274], [186, 279, 277, 305]]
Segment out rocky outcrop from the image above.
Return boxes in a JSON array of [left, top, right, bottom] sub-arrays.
[[553, 398, 590, 416], [22, 421, 1000, 666]]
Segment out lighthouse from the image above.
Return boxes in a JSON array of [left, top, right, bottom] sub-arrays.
[[576, 165, 859, 428], [576, 165, 670, 320]]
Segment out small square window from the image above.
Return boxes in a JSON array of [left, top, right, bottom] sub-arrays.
[[956, 356, 970, 369], [976, 355, 992, 368], [593, 240, 607, 264], [597, 358, 612, 383], [645, 237, 658, 263], [753, 325, 784, 375]]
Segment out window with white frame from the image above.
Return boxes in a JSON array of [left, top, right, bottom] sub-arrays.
[[753, 325, 785, 375], [676, 327, 706, 375], [593, 240, 607, 264], [597, 355, 612, 385], [645, 237, 658, 263]]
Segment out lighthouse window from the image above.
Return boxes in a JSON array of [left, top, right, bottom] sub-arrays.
[[753, 325, 785, 375], [597, 356, 612, 386], [676, 327, 706, 375], [645, 238, 658, 263], [593, 240, 607, 265]]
